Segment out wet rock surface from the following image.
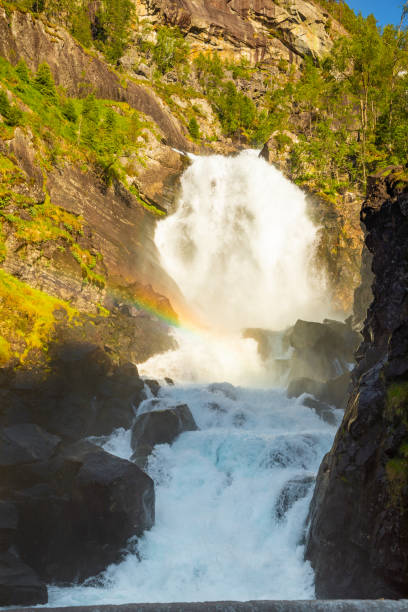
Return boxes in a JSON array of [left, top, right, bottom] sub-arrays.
[[0, 550, 47, 607], [306, 168, 408, 598], [14, 442, 154, 584], [0, 337, 157, 605], [131, 404, 198, 468]]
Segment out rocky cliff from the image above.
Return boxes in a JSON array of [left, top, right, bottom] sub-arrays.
[[306, 167, 408, 598], [137, 0, 343, 65]]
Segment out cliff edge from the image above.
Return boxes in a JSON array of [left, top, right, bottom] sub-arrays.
[[306, 166, 408, 598]]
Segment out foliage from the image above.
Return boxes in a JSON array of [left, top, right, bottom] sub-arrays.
[[153, 26, 190, 74], [188, 116, 200, 140], [34, 62, 57, 99], [11, 0, 134, 63], [0, 90, 23, 126], [270, 7, 408, 198]]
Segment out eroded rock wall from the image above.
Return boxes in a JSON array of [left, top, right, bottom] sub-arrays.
[[305, 167, 408, 598]]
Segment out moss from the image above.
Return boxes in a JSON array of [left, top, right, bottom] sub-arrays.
[[128, 183, 166, 217], [386, 381, 408, 422], [0, 268, 77, 365]]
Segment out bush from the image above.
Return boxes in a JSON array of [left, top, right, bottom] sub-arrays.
[[188, 117, 200, 140], [34, 63, 57, 99], [153, 27, 189, 74], [16, 60, 30, 83], [61, 99, 78, 123], [0, 90, 23, 126]]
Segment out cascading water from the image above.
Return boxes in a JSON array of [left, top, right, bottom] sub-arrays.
[[48, 150, 338, 606]]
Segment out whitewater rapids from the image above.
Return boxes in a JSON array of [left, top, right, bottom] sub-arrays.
[[48, 150, 338, 605]]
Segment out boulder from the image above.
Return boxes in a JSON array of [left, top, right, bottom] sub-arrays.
[[275, 475, 315, 522], [302, 397, 337, 426], [0, 550, 47, 606], [131, 404, 198, 468], [287, 319, 359, 382], [0, 349, 146, 442], [14, 442, 155, 584], [0, 424, 60, 467], [287, 372, 350, 410], [0, 501, 17, 553]]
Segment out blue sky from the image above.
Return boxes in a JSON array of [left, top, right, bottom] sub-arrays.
[[346, 0, 405, 26]]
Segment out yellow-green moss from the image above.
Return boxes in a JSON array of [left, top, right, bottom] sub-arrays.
[[386, 381, 408, 421], [0, 268, 77, 365]]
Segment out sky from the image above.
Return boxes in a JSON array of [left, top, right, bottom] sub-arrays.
[[346, 0, 405, 26]]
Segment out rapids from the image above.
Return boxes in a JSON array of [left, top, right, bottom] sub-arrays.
[[48, 150, 338, 605]]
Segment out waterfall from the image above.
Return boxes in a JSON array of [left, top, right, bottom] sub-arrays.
[[139, 150, 332, 385], [48, 151, 337, 606]]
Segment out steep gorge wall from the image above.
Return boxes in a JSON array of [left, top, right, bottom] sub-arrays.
[[306, 167, 408, 598], [0, 6, 190, 150], [139, 0, 343, 65]]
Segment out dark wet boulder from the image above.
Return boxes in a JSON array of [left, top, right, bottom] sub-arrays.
[[0, 424, 60, 467], [287, 372, 350, 410], [207, 382, 238, 400], [0, 550, 47, 606], [0, 501, 17, 553], [131, 404, 198, 468], [144, 379, 161, 397], [14, 442, 154, 584], [287, 319, 359, 382], [0, 348, 145, 441], [302, 397, 337, 426], [275, 475, 315, 522]]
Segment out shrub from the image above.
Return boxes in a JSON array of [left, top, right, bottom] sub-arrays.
[[188, 117, 200, 140], [61, 99, 78, 123], [0, 90, 23, 126], [34, 63, 57, 99], [16, 60, 30, 83], [153, 26, 189, 74]]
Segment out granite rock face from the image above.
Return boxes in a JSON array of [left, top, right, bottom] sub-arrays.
[[144, 0, 343, 66], [306, 167, 408, 598]]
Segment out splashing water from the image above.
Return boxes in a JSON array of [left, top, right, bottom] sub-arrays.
[[49, 151, 337, 606], [140, 150, 332, 385]]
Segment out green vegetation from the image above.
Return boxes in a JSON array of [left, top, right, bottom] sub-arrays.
[[0, 268, 77, 365], [0, 56, 153, 184], [267, 7, 408, 199], [193, 52, 273, 143], [188, 117, 200, 140], [153, 26, 190, 75], [9, 0, 134, 63]]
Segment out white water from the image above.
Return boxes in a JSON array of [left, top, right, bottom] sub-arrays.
[[49, 151, 337, 605], [140, 150, 331, 386]]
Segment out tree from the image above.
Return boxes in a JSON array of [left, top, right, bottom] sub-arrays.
[[188, 117, 200, 140], [34, 63, 57, 99], [153, 27, 190, 74]]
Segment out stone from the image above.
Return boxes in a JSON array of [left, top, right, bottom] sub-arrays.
[[275, 475, 315, 521], [302, 397, 337, 426], [287, 373, 350, 410], [144, 379, 161, 397], [0, 550, 47, 606], [131, 404, 198, 467], [14, 442, 155, 584], [0, 424, 60, 467], [0, 501, 18, 552]]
